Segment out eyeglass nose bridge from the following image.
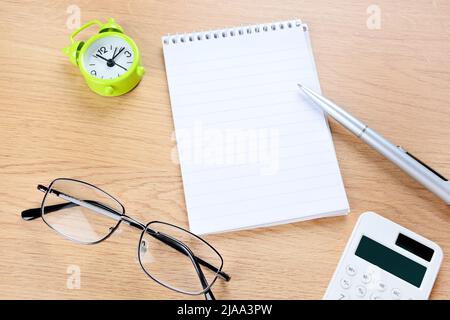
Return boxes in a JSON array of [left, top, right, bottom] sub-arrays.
[[121, 214, 147, 230]]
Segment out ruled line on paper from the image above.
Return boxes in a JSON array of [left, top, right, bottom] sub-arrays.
[[173, 67, 306, 88], [174, 75, 308, 98], [166, 44, 304, 66], [169, 55, 310, 79], [187, 171, 341, 198], [183, 144, 333, 174], [188, 182, 342, 210], [172, 89, 296, 108], [174, 97, 301, 118], [189, 195, 346, 222], [183, 161, 336, 185]]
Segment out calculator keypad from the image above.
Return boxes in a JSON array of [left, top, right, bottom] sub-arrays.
[[391, 288, 401, 299], [333, 263, 413, 300], [376, 281, 387, 292], [345, 265, 357, 276], [355, 285, 367, 297], [361, 272, 371, 284], [340, 278, 351, 289]]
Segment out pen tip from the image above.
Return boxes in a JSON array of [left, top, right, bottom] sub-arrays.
[[297, 83, 303, 88]]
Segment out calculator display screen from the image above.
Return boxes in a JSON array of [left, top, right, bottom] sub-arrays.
[[355, 236, 427, 287]]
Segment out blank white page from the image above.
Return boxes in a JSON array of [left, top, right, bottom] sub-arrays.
[[162, 20, 349, 234]]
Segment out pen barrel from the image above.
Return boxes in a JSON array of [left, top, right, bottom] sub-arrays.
[[328, 106, 367, 137], [301, 86, 367, 136], [360, 128, 450, 204]]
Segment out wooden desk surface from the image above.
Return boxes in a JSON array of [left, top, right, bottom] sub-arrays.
[[1, 0, 449, 299]]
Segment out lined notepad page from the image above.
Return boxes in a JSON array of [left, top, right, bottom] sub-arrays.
[[163, 20, 349, 234]]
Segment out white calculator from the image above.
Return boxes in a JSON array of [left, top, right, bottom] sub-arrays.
[[324, 211, 443, 300]]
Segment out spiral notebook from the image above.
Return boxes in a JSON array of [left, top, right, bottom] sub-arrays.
[[162, 19, 349, 234]]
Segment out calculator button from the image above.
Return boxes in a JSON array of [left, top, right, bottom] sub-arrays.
[[345, 265, 357, 276], [355, 285, 367, 297], [361, 273, 371, 284], [391, 288, 401, 299], [340, 278, 351, 289], [370, 293, 383, 300], [376, 281, 387, 292], [337, 293, 349, 300]]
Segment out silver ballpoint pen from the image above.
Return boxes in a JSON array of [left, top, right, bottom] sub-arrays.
[[298, 83, 450, 205]]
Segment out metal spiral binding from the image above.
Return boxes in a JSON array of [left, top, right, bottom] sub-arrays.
[[162, 19, 304, 46]]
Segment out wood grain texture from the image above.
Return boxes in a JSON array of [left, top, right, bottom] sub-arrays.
[[0, 0, 449, 299]]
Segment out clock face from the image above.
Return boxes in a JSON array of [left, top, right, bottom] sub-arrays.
[[83, 35, 134, 80]]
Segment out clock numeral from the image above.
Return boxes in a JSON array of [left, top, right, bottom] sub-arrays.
[[90, 70, 97, 76], [97, 46, 108, 55], [124, 50, 132, 58]]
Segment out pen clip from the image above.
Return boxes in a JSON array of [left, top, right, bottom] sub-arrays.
[[398, 146, 448, 181]]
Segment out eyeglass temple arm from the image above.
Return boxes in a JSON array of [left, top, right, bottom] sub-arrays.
[[21, 184, 231, 282], [21, 200, 119, 221], [156, 232, 215, 300], [21, 185, 54, 220], [148, 229, 230, 281], [21, 185, 122, 222], [22, 202, 70, 220]]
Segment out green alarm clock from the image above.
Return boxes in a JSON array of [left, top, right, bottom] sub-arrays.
[[63, 18, 145, 96]]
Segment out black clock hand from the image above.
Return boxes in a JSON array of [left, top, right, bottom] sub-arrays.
[[111, 47, 117, 60], [95, 54, 109, 62], [114, 62, 128, 71], [112, 47, 125, 60]]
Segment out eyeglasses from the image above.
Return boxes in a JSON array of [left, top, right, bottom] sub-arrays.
[[21, 178, 230, 300]]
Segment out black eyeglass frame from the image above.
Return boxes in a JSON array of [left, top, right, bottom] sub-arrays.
[[21, 178, 231, 299]]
